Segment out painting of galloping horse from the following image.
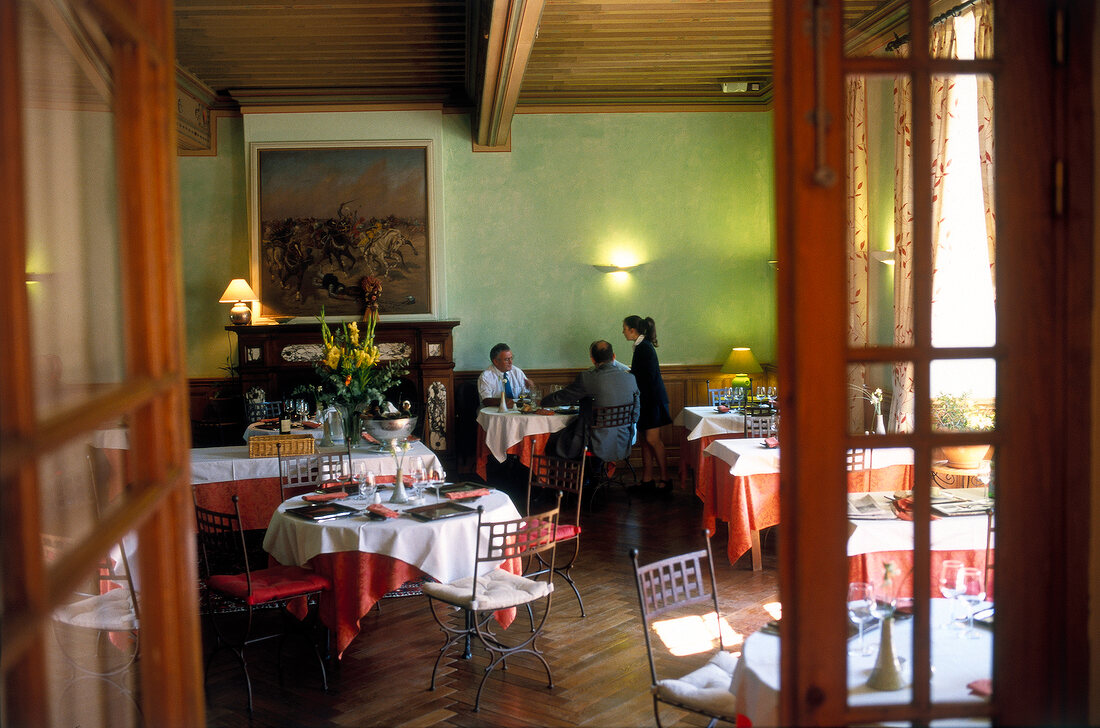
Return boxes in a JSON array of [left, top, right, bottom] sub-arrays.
[[252, 143, 432, 317]]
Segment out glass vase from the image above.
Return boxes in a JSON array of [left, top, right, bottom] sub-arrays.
[[389, 468, 409, 504]]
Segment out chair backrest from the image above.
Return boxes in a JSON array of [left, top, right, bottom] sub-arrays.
[[247, 400, 283, 423], [745, 413, 778, 438], [708, 388, 730, 407], [846, 447, 871, 491], [470, 493, 562, 603], [277, 451, 349, 497], [194, 495, 250, 583], [591, 393, 637, 430], [630, 530, 724, 685], [525, 437, 585, 528]]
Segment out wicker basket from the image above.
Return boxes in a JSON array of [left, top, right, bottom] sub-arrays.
[[248, 434, 316, 458]]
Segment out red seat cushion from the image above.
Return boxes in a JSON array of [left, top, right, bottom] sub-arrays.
[[553, 523, 581, 541], [207, 565, 331, 606]]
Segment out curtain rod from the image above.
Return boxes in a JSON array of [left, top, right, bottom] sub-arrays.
[[883, 0, 982, 53]]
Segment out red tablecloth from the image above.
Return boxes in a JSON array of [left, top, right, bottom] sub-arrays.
[[679, 430, 742, 494], [475, 427, 552, 480], [849, 549, 994, 599], [303, 551, 520, 658]]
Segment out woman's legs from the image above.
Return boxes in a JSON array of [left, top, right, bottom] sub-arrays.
[[640, 427, 668, 483]]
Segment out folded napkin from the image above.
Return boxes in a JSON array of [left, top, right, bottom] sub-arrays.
[[444, 487, 491, 500], [300, 420, 321, 429], [303, 491, 347, 502], [367, 503, 400, 518], [967, 678, 992, 697], [891, 497, 940, 521], [536, 408, 555, 416]]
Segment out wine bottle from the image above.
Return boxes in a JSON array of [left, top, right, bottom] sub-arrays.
[[279, 402, 292, 434]]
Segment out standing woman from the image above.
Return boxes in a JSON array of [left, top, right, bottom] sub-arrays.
[[622, 315, 673, 493]]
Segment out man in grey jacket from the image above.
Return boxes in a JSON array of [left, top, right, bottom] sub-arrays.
[[541, 340, 640, 462]]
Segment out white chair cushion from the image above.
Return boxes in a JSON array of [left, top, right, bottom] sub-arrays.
[[54, 588, 138, 631], [654, 649, 739, 717], [422, 568, 553, 611]]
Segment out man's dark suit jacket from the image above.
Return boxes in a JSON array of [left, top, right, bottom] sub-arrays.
[[540, 362, 640, 461]]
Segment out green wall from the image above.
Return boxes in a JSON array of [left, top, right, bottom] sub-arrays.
[[179, 110, 776, 375]]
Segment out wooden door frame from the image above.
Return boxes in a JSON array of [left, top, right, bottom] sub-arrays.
[[773, 1, 1092, 724]]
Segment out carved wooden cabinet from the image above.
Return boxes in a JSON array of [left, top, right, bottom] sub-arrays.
[[227, 321, 460, 454]]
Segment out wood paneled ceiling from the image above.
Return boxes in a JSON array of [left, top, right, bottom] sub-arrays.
[[174, 0, 909, 146]]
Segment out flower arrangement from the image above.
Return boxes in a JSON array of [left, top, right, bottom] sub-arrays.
[[851, 384, 884, 416], [932, 391, 995, 432], [315, 307, 407, 413]]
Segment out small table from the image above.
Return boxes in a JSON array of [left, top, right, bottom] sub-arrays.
[[191, 441, 441, 529], [732, 599, 992, 726], [701, 440, 915, 570], [264, 488, 522, 657], [673, 406, 746, 492], [474, 407, 576, 480]]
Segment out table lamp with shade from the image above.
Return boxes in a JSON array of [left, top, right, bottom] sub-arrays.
[[721, 346, 762, 399], [219, 278, 258, 325]]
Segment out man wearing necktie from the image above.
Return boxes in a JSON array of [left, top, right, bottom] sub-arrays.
[[477, 342, 533, 408]]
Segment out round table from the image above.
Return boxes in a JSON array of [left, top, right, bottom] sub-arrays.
[[474, 407, 576, 479]]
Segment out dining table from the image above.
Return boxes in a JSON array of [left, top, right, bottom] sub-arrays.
[[474, 406, 577, 480], [263, 486, 523, 657], [673, 405, 746, 492], [191, 441, 441, 530], [700, 439, 915, 570], [731, 599, 992, 726]]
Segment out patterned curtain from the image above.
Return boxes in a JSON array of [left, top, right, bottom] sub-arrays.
[[974, 0, 996, 295], [846, 76, 869, 432], [890, 45, 915, 433]]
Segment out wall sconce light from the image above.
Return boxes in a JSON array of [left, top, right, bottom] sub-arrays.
[[592, 263, 642, 273], [219, 278, 258, 324]]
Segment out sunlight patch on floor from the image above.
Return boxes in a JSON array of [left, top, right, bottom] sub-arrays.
[[652, 613, 744, 656]]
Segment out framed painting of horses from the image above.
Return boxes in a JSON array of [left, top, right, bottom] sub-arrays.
[[249, 141, 433, 319]]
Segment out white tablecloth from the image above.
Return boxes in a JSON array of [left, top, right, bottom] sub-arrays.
[[263, 488, 522, 584], [674, 406, 747, 440], [476, 407, 575, 463], [847, 490, 994, 556], [243, 421, 324, 443], [732, 599, 992, 726], [189, 441, 440, 485], [704, 439, 915, 477]]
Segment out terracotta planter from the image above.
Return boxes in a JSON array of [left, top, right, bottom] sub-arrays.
[[941, 444, 988, 470]]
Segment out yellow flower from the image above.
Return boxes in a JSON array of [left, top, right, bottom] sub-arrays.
[[324, 345, 340, 370], [348, 322, 359, 346]]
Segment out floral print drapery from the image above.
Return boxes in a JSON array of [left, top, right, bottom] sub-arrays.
[[846, 77, 869, 432]]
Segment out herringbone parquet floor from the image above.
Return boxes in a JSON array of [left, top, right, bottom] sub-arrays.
[[203, 470, 780, 728]]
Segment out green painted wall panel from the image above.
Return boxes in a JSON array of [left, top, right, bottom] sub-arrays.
[[179, 111, 775, 376]]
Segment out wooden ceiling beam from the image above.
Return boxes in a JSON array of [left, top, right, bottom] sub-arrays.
[[473, 0, 545, 150]]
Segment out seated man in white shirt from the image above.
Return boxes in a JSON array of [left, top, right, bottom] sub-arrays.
[[477, 343, 534, 407]]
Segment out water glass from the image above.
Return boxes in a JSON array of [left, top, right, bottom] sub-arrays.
[[957, 567, 986, 639], [847, 582, 875, 656], [938, 560, 964, 628]]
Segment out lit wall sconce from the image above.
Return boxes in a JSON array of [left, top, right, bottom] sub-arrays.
[[219, 278, 258, 324], [767, 260, 779, 271], [592, 263, 642, 273], [871, 249, 896, 265]]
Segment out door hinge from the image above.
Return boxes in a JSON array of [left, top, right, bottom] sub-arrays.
[[1053, 7, 1065, 66]]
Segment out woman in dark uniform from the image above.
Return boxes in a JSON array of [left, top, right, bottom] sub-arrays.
[[622, 315, 672, 493]]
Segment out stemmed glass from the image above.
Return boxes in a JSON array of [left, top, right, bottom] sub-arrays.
[[756, 386, 767, 403], [846, 582, 875, 656], [429, 467, 447, 500], [767, 386, 777, 404], [938, 560, 964, 629], [957, 567, 986, 639], [350, 460, 367, 500], [732, 388, 744, 411]]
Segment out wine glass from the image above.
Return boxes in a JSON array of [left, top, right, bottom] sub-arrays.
[[938, 560, 964, 629], [846, 582, 875, 657], [767, 386, 777, 403], [732, 387, 744, 410], [351, 460, 368, 500], [756, 386, 766, 403], [430, 467, 447, 499], [957, 567, 986, 639]]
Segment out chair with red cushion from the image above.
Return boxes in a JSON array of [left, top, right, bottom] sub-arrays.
[[524, 436, 588, 616], [194, 494, 331, 715]]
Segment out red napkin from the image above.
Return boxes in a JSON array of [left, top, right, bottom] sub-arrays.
[[444, 488, 490, 500], [300, 420, 321, 429], [891, 497, 940, 521], [536, 409, 555, 416], [967, 679, 992, 697], [367, 504, 400, 518], [303, 491, 347, 502]]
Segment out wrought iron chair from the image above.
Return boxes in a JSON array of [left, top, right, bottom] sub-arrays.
[[846, 447, 872, 492], [277, 450, 351, 499], [706, 380, 732, 408], [586, 393, 639, 506], [744, 413, 778, 438], [524, 437, 587, 616], [422, 494, 562, 711], [629, 530, 741, 728], [246, 399, 284, 423], [194, 495, 331, 715]]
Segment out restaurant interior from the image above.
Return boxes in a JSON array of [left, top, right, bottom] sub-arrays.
[[1, 1, 1096, 727]]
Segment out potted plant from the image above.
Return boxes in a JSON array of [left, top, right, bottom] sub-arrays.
[[931, 392, 995, 469]]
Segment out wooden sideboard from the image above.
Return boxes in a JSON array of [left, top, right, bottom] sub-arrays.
[[226, 321, 460, 453]]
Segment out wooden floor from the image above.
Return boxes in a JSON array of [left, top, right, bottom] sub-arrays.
[[203, 469, 780, 727]]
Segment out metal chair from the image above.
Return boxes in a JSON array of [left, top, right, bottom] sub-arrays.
[[744, 413, 778, 438], [422, 494, 562, 711], [586, 394, 639, 505], [706, 380, 731, 408], [277, 450, 351, 498], [629, 530, 740, 728], [246, 400, 283, 423], [194, 495, 331, 715], [846, 447, 872, 492], [524, 437, 587, 616]]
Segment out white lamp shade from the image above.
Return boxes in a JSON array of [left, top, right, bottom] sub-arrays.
[[219, 279, 258, 303]]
